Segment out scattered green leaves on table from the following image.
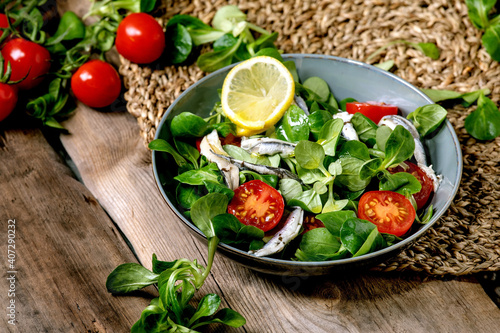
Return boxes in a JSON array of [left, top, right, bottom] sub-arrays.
[[466, 0, 500, 61], [421, 86, 500, 140], [464, 92, 500, 140], [106, 193, 246, 332], [421, 87, 491, 106], [165, 5, 280, 71], [366, 39, 440, 61], [374, 60, 395, 71]]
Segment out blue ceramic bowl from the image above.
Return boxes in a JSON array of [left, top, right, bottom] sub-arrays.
[[152, 54, 462, 276]]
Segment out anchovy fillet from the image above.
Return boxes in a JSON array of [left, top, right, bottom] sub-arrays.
[[378, 115, 426, 165], [378, 115, 440, 191], [294, 95, 309, 115], [333, 111, 359, 141], [212, 152, 301, 182], [240, 137, 296, 158], [199, 130, 239, 190], [249, 207, 304, 257]]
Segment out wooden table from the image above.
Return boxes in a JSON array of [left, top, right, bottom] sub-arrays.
[[2, 2, 500, 332]]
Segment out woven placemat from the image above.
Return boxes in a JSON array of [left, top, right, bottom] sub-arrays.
[[120, 0, 500, 275]]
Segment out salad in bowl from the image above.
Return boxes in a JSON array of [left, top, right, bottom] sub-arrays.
[[151, 54, 462, 275]]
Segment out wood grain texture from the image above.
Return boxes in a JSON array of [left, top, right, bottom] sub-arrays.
[[0, 128, 152, 332], [59, 103, 500, 333]]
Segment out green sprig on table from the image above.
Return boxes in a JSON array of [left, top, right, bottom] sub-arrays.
[[466, 0, 500, 61], [422, 87, 500, 140], [165, 5, 280, 72], [106, 193, 246, 332]]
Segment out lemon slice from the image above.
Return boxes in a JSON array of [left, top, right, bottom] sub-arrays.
[[221, 56, 295, 136]]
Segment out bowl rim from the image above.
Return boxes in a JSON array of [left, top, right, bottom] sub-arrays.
[[152, 53, 463, 268]]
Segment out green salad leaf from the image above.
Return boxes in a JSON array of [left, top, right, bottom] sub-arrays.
[[466, 0, 497, 30], [295, 228, 346, 261], [340, 218, 386, 257], [106, 263, 159, 294], [407, 104, 448, 137], [464, 92, 500, 140], [276, 105, 310, 143]]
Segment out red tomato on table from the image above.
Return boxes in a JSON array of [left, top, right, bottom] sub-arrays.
[[116, 13, 165, 64], [71, 60, 121, 108], [346, 102, 398, 123], [388, 161, 434, 210], [1, 39, 51, 90], [358, 191, 416, 237], [228, 180, 285, 232], [0, 83, 17, 122], [0, 14, 15, 44]]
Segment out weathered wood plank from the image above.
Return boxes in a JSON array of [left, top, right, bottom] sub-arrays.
[[59, 102, 500, 332], [0, 128, 152, 332]]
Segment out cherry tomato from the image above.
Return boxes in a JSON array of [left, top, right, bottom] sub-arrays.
[[195, 134, 241, 152], [358, 191, 416, 237], [228, 180, 285, 232], [388, 162, 434, 210], [195, 137, 203, 152], [71, 60, 121, 108], [301, 214, 325, 234], [346, 102, 398, 123], [116, 13, 165, 64], [0, 83, 17, 122], [1, 39, 51, 90], [0, 14, 15, 43], [220, 133, 241, 147]]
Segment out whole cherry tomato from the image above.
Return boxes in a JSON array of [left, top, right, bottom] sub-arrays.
[[346, 102, 398, 124], [1, 39, 51, 90], [71, 60, 121, 108], [358, 191, 416, 237], [0, 83, 18, 122], [115, 13, 165, 64], [228, 180, 285, 232], [0, 14, 15, 43]]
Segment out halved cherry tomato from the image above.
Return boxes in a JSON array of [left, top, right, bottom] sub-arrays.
[[388, 162, 433, 210], [301, 214, 325, 234], [228, 180, 284, 232], [346, 102, 398, 123], [358, 191, 416, 237]]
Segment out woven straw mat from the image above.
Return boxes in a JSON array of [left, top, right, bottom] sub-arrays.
[[119, 0, 500, 275]]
